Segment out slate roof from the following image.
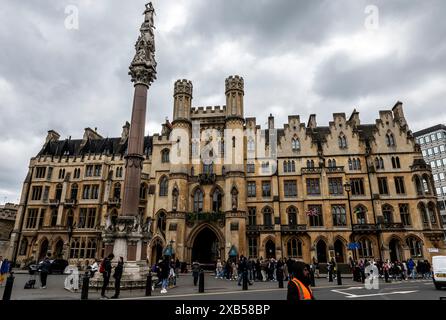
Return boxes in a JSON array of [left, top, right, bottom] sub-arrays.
[[37, 136, 153, 157]]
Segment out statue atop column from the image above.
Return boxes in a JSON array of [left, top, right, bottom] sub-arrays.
[[129, 2, 157, 87]]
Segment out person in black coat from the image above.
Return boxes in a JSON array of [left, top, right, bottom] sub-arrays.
[[111, 257, 124, 299], [101, 253, 114, 299], [39, 256, 51, 289]]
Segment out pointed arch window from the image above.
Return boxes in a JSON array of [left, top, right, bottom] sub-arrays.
[[392, 156, 401, 169], [55, 184, 63, 201], [292, 138, 300, 151], [355, 206, 367, 224], [212, 188, 223, 213], [70, 183, 78, 200], [406, 237, 423, 257], [113, 182, 121, 200], [287, 207, 297, 226], [161, 149, 170, 163], [338, 134, 347, 149], [159, 177, 168, 197], [386, 132, 396, 147], [287, 238, 303, 258], [140, 183, 148, 199], [157, 211, 167, 235], [263, 207, 273, 226], [382, 205, 394, 224], [358, 238, 373, 258], [193, 189, 204, 213]]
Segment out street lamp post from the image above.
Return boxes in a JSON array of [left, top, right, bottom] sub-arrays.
[[344, 181, 357, 261]]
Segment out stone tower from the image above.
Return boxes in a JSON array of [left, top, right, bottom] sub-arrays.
[[224, 75, 247, 258], [173, 79, 193, 122], [167, 79, 194, 261]]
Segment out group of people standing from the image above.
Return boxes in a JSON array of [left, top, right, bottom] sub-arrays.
[[215, 257, 297, 283], [150, 258, 181, 294], [347, 257, 433, 283]]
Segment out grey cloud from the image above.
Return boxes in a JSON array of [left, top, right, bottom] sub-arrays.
[[0, 0, 445, 203]]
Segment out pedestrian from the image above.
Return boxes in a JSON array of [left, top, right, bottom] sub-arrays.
[[192, 260, 200, 286], [90, 259, 99, 278], [424, 260, 432, 279], [312, 257, 320, 278], [111, 257, 124, 299], [407, 258, 416, 279], [159, 257, 170, 294], [175, 258, 180, 277], [216, 259, 223, 279], [39, 255, 51, 289], [287, 261, 315, 301], [100, 253, 114, 299], [0, 257, 10, 287], [255, 259, 261, 281]]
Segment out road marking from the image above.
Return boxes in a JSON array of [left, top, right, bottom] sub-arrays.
[[118, 287, 286, 300], [346, 290, 418, 299], [331, 290, 356, 297]]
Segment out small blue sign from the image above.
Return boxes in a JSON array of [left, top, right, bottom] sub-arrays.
[[347, 242, 361, 250]]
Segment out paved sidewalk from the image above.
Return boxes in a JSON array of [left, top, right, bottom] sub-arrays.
[[0, 271, 363, 300]]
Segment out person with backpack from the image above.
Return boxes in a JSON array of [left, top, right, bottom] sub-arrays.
[[111, 257, 124, 299], [100, 253, 114, 299]]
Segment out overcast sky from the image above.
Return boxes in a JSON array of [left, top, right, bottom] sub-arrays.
[[1, 0, 445, 204]]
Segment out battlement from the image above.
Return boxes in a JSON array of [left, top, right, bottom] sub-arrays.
[[174, 79, 193, 96], [225, 75, 244, 93], [191, 105, 226, 116]]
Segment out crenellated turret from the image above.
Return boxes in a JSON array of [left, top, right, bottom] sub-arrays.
[[173, 79, 193, 122], [225, 75, 244, 119]]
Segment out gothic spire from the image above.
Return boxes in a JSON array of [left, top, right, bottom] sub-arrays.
[[129, 2, 157, 87]]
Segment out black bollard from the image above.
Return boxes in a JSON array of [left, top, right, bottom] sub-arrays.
[[198, 270, 204, 293], [81, 272, 90, 300], [145, 272, 152, 296], [242, 271, 248, 290], [337, 269, 342, 285], [278, 270, 284, 289], [2, 272, 15, 301], [310, 269, 316, 287]]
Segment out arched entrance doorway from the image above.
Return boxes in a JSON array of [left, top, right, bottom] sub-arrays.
[[54, 240, 64, 259], [334, 239, 345, 263], [192, 228, 220, 267], [389, 238, 403, 262], [39, 239, 49, 260], [316, 240, 327, 263], [150, 239, 164, 265], [265, 240, 276, 259]]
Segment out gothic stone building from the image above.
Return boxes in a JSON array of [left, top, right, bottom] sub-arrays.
[[0, 203, 18, 258], [9, 76, 446, 267]]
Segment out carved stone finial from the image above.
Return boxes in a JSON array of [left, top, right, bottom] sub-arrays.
[[129, 2, 157, 87]]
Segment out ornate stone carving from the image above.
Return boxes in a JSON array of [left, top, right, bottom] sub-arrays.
[[129, 2, 157, 87], [125, 154, 144, 169]]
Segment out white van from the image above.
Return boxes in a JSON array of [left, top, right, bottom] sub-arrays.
[[432, 256, 446, 290]]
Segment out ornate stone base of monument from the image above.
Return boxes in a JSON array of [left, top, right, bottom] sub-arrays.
[[90, 215, 152, 289]]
